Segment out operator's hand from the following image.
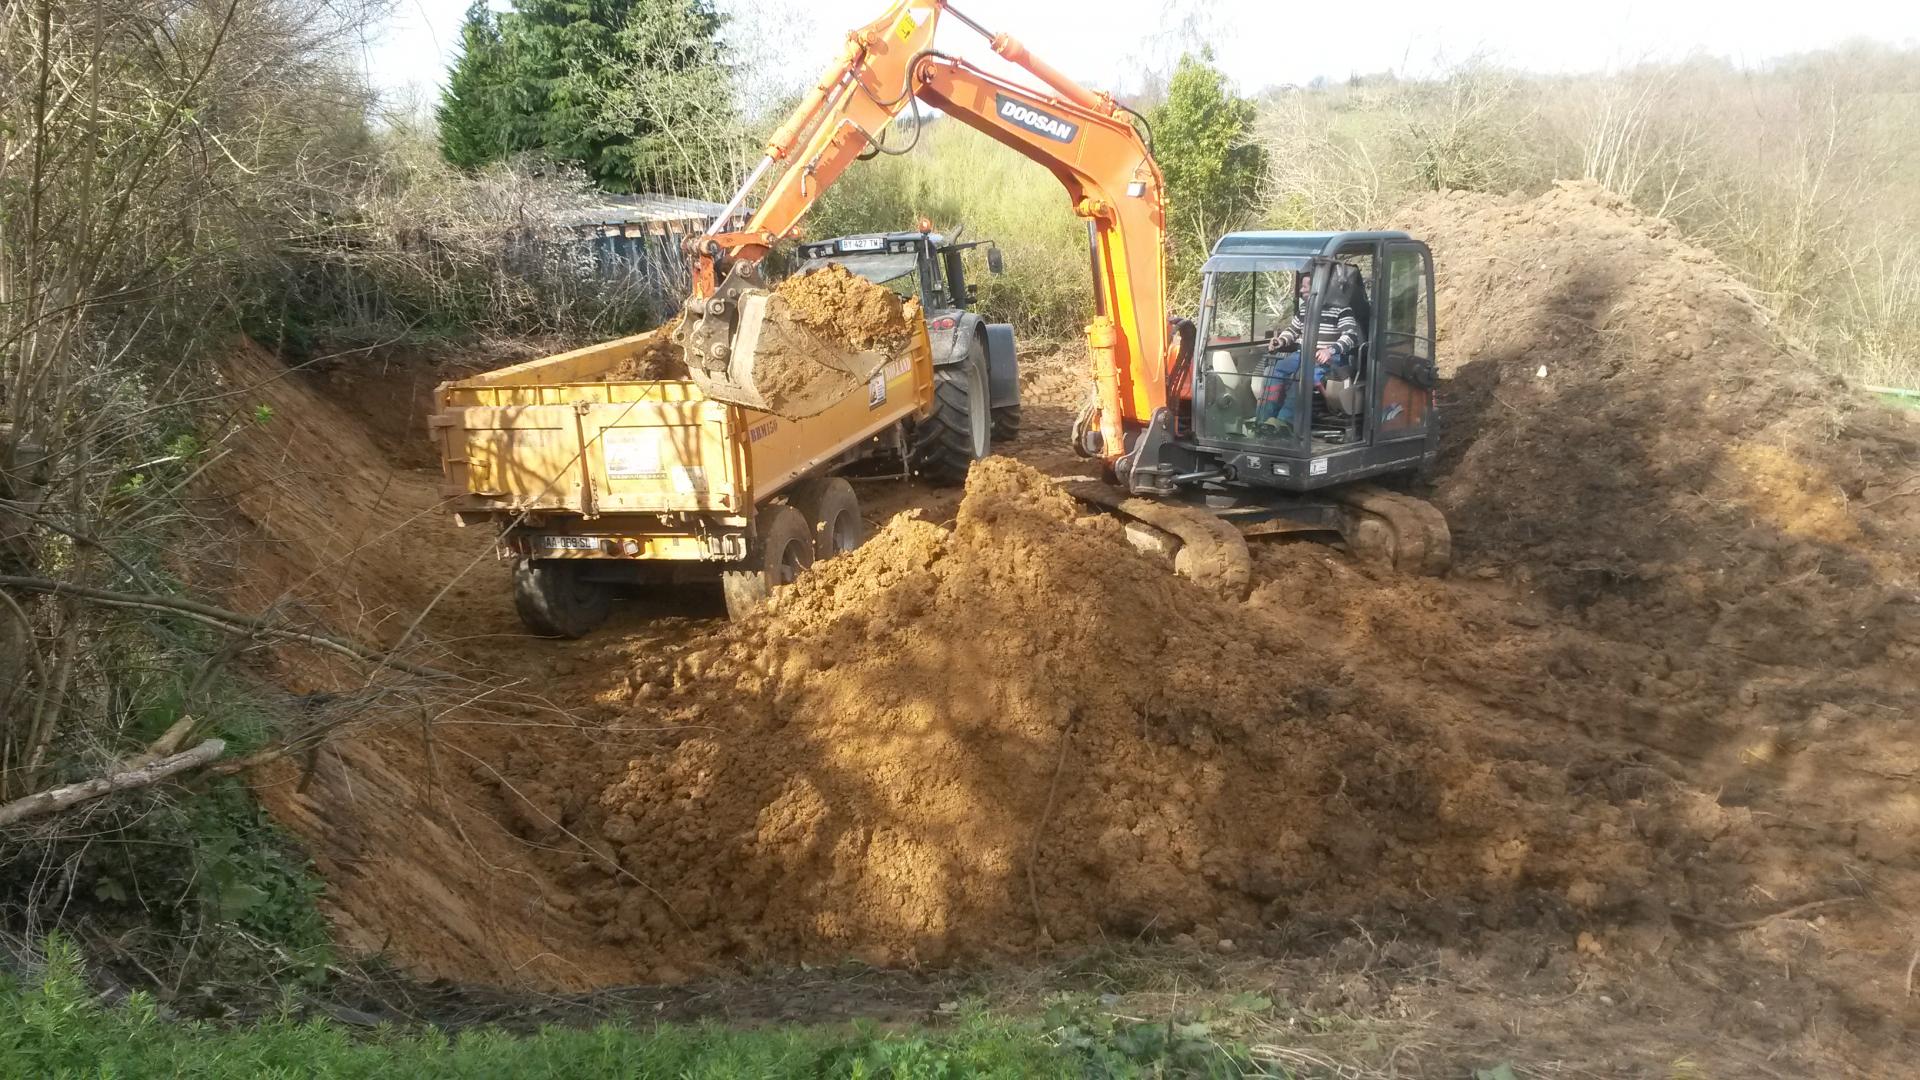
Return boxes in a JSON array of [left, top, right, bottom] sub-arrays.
[[1315, 345, 1335, 365]]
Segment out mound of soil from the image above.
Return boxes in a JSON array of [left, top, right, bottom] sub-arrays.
[[774, 265, 911, 349], [604, 321, 689, 382], [1401, 181, 1919, 662], [490, 459, 1653, 978]]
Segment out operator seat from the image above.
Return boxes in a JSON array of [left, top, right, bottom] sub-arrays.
[[1320, 262, 1370, 417]]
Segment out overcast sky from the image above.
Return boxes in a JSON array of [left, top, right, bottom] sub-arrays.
[[360, 0, 1920, 113]]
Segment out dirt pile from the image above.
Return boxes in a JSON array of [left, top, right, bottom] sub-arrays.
[[773, 264, 912, 349], [487, 458, 1653, 978], [604, 321, 690, 381], [199, 342, 487, 649], [1400, 181, 1919, 661]]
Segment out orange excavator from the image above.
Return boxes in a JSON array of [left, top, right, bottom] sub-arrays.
[[680, 0, 1450, 574]]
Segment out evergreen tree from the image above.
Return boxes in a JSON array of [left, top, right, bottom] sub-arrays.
[[437, 1, 514, 169], [497, 0, 728, 192]]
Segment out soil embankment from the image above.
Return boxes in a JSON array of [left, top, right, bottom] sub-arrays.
[[212, 181, 1919, 1071]]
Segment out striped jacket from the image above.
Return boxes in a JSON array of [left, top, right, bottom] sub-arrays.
[[1271, 303, 1360, 359]]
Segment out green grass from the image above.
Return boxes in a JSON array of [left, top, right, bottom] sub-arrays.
[[0, 951, 1059, 1079], [0, 942, 1264, 1078]]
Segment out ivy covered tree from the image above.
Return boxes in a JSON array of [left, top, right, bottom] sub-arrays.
[[591, 0, 741, 195], [435, 0, 733, 193], [437, 1, 516, 169], [1148, 52, 1268, 299]]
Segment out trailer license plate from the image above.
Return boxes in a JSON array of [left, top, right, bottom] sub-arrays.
[[537, 535, 598, 551]]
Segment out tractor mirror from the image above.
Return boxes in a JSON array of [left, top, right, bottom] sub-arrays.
[[986, 245, 1004, 275]]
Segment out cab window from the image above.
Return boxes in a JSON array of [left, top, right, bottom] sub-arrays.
[[1385, 248, 1431, 358], [1205, 270, 1293, 345]]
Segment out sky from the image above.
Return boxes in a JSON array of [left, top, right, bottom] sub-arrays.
[[360, 0, 1920, 114]]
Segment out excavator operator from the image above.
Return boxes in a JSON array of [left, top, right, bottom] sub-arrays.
[[1253, 272, 1361, 436]]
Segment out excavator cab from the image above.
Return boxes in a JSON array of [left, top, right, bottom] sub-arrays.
[[1181, 231, 1438, 492]]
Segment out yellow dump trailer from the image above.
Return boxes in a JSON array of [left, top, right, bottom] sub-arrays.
[[430, 320, 987, 635]]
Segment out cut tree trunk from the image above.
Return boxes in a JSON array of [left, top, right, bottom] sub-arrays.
[[0, 739, 225, 827]]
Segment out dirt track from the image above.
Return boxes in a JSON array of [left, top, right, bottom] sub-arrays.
[[204, 182, 1920, 1072]]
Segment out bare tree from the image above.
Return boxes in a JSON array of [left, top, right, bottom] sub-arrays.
[[0, 0, 382, 798]]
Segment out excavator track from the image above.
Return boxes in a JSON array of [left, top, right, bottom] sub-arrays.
[[1329, 485, 1452, 577], [1064, 481, 1253, 601]]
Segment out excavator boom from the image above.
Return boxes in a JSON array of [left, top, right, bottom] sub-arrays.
[[682, 1, 1167, 458]]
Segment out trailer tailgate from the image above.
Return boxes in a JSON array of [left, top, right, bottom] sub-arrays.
[[432, 383, 750, 517]]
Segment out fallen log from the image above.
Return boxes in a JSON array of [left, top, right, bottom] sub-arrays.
[[0, 739, 226, 828]]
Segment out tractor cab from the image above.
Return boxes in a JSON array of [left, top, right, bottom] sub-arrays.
[[1160, 230, 1439, 494]]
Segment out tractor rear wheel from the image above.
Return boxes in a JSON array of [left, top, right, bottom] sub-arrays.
[[720, 504, 815, 620], [786, 476, 864, 561], [513, 558, 612, 638], [990, 403, 1022, 445], [910, 335, 990, 484]]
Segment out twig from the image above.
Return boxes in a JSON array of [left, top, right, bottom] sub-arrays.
[[1027, 711, 1079, 945], [0, 496, 160, 589], [1861, 474, 1920, 508], [0, 739, 225, 827], [0, 575, 452, 678], [204, 740, 321, 779], [1672, 896, 1858, 932]]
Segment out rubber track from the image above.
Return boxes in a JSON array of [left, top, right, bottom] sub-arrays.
[[1064, 481, 1254, 601], [1332, 486, 1453, 576]]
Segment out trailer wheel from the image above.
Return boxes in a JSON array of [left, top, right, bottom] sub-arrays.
[[909, 334, 990, 484], [721, 504, 815, 620], [786, 476, 865, 560], [513, 558, 611, 639]]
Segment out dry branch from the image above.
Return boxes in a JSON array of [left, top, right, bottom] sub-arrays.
[[0, 575, 454, 679], [118, 713, 199, 771], [0, 739, 225, 827], [1672, 896, 1859, 932]]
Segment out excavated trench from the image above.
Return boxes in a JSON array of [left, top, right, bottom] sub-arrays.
[[206, 182, 1920, 1069]]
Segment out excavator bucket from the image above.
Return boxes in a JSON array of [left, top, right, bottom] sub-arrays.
[[680, 275, 890, 419]]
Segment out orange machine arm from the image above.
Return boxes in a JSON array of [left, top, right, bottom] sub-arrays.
[[692, 1, 1168, 460]]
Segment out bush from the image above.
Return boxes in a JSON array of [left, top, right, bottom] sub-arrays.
[[243, 131, 659, 354]]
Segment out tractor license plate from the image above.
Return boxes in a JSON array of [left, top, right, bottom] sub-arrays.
[[535, 535, 599, 552], [839, 236, 885, 252]]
